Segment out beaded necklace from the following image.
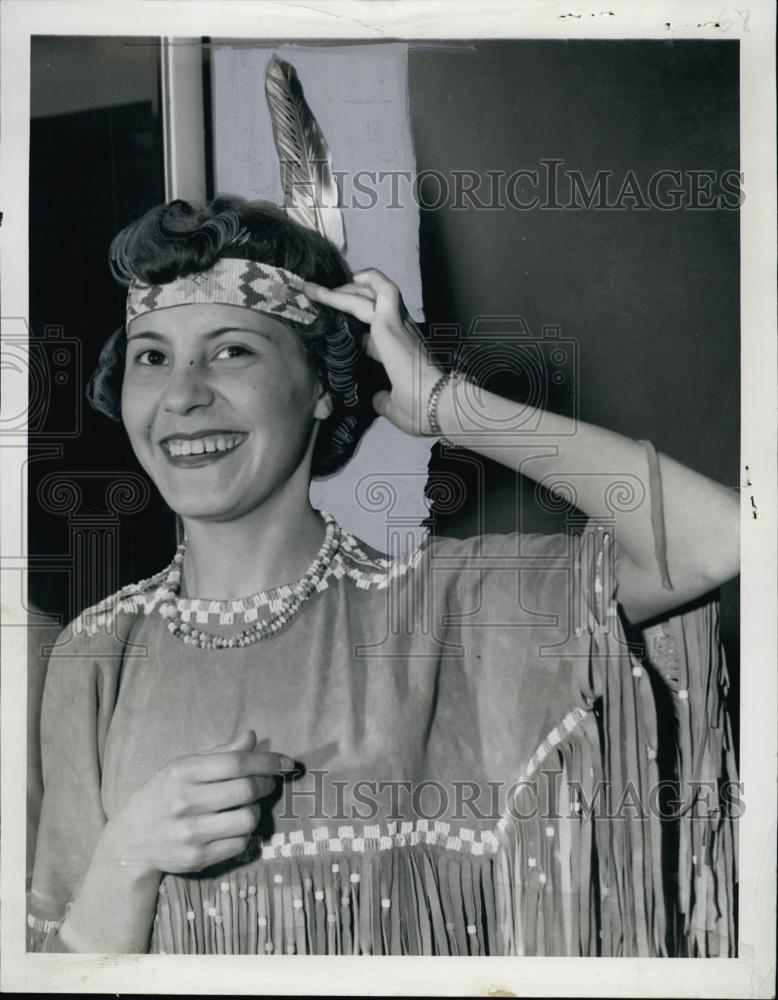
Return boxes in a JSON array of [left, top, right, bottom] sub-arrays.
[[158, 511, 341, 650]]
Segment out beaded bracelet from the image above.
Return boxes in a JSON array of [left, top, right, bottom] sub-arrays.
[[426, 371, 460, 448]]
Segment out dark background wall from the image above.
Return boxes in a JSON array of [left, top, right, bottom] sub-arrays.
[[409, 40, 740, 737], [29, 37, 169, 624], [28, 37, 739, 731]]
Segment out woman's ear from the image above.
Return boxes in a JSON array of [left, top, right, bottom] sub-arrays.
[[314, 388, 334, 420]]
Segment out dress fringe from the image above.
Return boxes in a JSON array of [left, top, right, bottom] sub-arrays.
[[27, 528, 737, 957]]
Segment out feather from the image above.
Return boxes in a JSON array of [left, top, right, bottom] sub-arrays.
[[265, 55, 347, 253]]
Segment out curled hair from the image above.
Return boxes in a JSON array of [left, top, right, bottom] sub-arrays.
[[89, 195, 388, 478]]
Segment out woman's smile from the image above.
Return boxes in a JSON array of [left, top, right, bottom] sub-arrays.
[[160, 431, 248, 467], [121, 302, 331, 521]]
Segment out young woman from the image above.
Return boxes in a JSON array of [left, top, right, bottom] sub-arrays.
[[29, 195, 739, 957]]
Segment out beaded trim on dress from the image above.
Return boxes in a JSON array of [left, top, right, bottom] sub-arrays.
[[69, 514, 428, 634]]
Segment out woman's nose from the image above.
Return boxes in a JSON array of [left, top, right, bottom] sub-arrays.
[[162, 360, 215, 414]]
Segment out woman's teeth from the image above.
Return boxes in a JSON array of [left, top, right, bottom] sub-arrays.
[[165, 434, 244, 457]]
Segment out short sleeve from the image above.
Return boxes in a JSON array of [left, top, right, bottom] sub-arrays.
[[27, 623, 124, 952]]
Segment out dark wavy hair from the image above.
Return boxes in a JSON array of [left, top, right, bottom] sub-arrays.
[[87, 195, 388, 478]]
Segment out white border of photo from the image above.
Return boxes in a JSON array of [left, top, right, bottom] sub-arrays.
[[1, 2, 775, 996]]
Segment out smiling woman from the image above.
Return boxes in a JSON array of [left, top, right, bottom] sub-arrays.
[[88, 198, 386, 481], [28, 194, 740, 957], [123, 303, 329, 522], [83, 198, 387, 594]]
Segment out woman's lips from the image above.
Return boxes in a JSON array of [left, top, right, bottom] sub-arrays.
[[160, 433, 247, 468]]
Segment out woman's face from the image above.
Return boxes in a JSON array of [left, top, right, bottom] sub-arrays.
[[121, 302, 331, 522]]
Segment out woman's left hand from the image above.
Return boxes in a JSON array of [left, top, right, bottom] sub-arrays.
[[303, 269, 443, 437]]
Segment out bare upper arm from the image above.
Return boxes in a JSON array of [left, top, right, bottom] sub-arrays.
[[614, 549, 734, 626]]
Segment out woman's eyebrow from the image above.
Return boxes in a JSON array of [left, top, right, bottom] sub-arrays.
[[127, 326, 276, 343]]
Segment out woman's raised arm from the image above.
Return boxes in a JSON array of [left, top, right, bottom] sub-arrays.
[[304, 270, 740, 625], [432, 389, 739, 624]]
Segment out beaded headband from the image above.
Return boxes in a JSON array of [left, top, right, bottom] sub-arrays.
[[125, 257, 319, 328], [123, 254, 363, 450]]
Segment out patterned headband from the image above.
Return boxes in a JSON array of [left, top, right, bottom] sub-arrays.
[[125, 258, 319, 328], [124, 255, 364, 450]]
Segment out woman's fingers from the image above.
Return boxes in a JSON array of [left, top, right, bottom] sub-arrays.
[[200, 729, 257, 754], [305, 273, 410, 331], [304, 268, 438, 436], [192, 803, 261, 844], [303, 282, 376, 324], [352, 268, 400, 304], [183, 748, 294, 784], [180, 775, 277, 814], [304, 280, 386, 360], [353, 269, 413, 321], [304, 280, 375, 302], [330, 281, 376, 300], [200, 836, 254, 868]]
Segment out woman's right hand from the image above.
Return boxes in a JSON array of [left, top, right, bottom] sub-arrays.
[[102, 729, 293, 878]]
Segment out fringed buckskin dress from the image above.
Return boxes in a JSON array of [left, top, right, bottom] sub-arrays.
[[28, 486, 738, 957]]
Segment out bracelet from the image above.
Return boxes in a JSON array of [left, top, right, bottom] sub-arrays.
[[426, 371, 460, 448]]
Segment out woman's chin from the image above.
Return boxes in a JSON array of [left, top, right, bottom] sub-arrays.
[[154, 469, 259, 523], [168, 501, 242, 522], [159, 488, 241, 522]]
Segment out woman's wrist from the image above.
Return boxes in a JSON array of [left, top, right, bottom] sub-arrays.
[[425, 370, 465, 444], [98, 818, 162, 885], [56, 822, 162, 953]]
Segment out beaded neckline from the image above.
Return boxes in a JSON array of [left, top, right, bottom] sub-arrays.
[[67, 517, 431, 638], [158, 511, 342, 649]]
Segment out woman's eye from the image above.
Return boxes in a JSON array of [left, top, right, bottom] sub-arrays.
[[134, 348, 167, 366], [214, 344, 255, 360]]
